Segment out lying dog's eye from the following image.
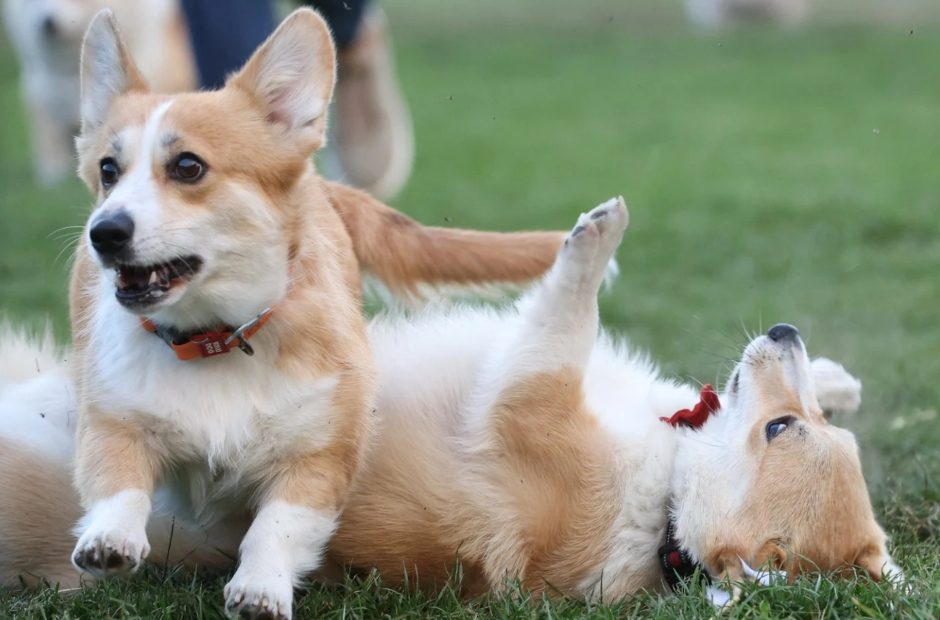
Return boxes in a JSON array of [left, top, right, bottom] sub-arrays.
[[766, 416, 795, 441], [170, 153, 206, 183], [99, 158, 120, 188]]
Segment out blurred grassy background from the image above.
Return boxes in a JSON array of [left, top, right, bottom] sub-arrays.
[[1, 0, 939, 617]]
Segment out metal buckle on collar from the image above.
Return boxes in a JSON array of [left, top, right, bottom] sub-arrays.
[[223, 307, 272, 356]]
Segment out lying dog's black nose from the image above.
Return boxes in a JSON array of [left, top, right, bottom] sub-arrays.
[[768, 323, 800, 343], [90, 211, 135, 258]]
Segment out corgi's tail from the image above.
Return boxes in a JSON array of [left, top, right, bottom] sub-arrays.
[[327, 182, 566, 305]]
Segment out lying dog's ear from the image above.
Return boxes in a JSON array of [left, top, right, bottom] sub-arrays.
[[704, 547, 792, 608], [228, 8, 337, 156], [703, 549, 748, 608], [707, 548, 747, 583], [856, 543, 903, 583], [79, 10, 148, 133]]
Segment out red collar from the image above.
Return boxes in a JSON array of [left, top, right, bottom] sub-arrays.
[[660, 385, 721, 429], [141, 307, 274, 361]]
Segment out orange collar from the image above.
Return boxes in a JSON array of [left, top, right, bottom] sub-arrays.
[[141, 307, 274, 361]]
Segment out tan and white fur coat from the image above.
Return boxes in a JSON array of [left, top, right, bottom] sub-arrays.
[[0, 199, 899, 608], [50, 8, 564, 619], [332, 198, 899, 601]]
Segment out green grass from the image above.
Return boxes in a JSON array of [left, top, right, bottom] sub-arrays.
[[2, 0, 939, 617]]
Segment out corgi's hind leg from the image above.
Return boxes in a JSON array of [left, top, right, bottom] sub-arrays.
[[467, 197, 628, 421], [510, 196, 628, 374], [468, 197, 628, 416], [465, 198, 628, 592]]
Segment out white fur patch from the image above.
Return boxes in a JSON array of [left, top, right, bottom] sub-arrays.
[[88, 100, 174, 251], [224, 501, 337, 618], [0, 370, 75, 461], [705, 584, 734, 607], [0, 325, 74, 461]]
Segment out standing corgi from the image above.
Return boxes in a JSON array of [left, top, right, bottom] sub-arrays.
[[65, 8, 563, 619]]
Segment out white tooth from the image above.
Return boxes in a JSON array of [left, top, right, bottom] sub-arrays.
[[149, 271, 158, 285], [117, 273, 126, 288]]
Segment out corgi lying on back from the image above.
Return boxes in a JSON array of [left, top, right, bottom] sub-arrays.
[[60, 8, 564, 620], [331, 198, 899, 600], [0, 200, 898, 608]]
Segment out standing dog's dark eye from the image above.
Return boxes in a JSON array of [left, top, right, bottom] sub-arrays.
[[170, 153, 206, 182], [100, 158, 120, 188], [766, 416, 795, 441]]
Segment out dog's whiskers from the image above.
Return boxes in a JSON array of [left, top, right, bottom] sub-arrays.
[[53, 236, 83, 267]]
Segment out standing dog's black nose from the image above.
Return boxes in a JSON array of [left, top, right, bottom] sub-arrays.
[[767, 323, 800, 343], [89, 211, 135, 258]]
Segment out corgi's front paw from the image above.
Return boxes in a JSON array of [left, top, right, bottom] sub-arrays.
[[224, 564, 294, 620], [72, 489, 152, 577], [72, 522, 150, 577]]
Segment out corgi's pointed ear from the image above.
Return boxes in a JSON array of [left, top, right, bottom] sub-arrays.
[[79, 10, 148, 133], [228, 8, 336, 155]]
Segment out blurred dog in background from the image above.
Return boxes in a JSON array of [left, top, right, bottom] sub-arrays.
[[1, 0, 195, 185], [687, 0, 809, 28]]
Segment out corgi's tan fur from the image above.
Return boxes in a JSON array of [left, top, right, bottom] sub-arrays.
[[0, 200, 899, 607], [58, 8, 562, 619], [327, 182, 563, 304], [329, 200, 898, 602]]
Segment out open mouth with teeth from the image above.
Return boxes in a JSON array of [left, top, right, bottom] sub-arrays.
[[114, 256, 203, 308]]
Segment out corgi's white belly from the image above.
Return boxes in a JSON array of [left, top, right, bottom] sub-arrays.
[[369, 305, 693, 597]]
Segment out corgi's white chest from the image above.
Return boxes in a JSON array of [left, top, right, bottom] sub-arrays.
[[87, 298, 339, 470]]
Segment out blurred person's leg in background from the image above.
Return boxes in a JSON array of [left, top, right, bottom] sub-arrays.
[[179, 0, 413, 200], [179, 0, 277, 90]]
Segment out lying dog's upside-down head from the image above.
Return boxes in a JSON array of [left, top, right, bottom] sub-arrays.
[[74, 9, 336, 330], [673, 324, 899, 588]]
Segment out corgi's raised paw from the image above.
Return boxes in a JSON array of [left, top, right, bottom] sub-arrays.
[[559, 197, 628, 288], [564, 197, 627, 253]]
